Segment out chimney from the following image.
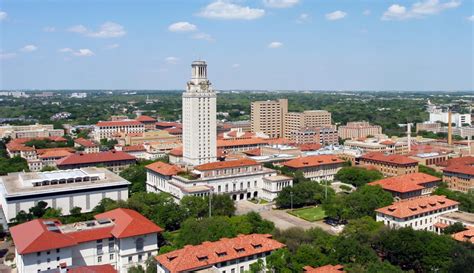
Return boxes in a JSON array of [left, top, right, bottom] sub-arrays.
[[448, 110, 453, 145]]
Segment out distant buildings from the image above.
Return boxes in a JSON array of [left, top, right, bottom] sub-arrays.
[[289, 127, 338, 145], [0, 123, 64, 139], [182, 61, 217, 166], [251, 99, 288, 138], [337, 121, 382, 140], [56, 151, 137, 173], [368, 173, 441, 200], [344, 137, 409, 155], [0, 91, 29, 98], [375, 195, 459, 231], [429, 108, 471, 127], [70, 92, 87, 98], [359, 152, 418, 177], [440, 156, 474, 193], [94, 121, 145, 142], [155, 234, 285, 273], [74, 138, 100, 154], [284, 110, 333, 141], [0, 168, 130, 224], [135, 115, 157, 130], [282, 155, 344, 182], [11, 208, 162, 273]]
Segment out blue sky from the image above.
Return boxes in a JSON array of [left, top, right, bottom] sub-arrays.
[[0, 0, 472, 91]]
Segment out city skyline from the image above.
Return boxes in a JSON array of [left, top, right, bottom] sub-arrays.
[[1, 0, 473, 91]]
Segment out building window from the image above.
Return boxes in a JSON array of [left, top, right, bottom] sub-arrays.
[[110, 254, 114, 260], [128, 256, 132, 263], [136, 238, 144, 251], [98, 256, 102, 263]]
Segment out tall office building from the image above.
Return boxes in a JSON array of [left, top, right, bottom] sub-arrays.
[[182, 61, 217, 166], [251, 99, 288, 138], [284, 110, 332, 139]]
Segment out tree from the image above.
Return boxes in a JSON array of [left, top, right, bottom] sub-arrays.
[[128, 265, 145, 273], [335, 167, 383, 187], [176, 216, 237, 247], [343, 185, 393, 219], [120, 164, 147, 194], [29, 201, 49, 218], [443, 222, 466, 235], [418, 165, 442, 178], [207, 194, 235, 217], [42, 208, 62, 218], [248, 259, 264, 273], [145, 256, 157, 273], [180, 195, 208, 219], [265, 249, 294, 273], [40, 166, 57, 172], [433, 184, 474, 213], [276, 181, 334, 209]]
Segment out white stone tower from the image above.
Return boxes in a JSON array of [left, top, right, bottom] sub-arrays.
[[182, 60, 217, 166]]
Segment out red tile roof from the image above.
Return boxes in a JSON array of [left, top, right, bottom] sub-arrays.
[[444, 164, 474, 176], [121, 144, 146, 152], [94, 208, 163, 238], [375, 195, 459, 219], [10, 209, 162, 255], [303, 265, 345, 273], [38, 149, 73, 159], [368, 173, 441, 193], [169, 146, 183, 157], [298, 143, 322, 151], [380, 140, 396, 145], [74, 138, 97, 147], [282, 155, 344, 169], [360, 152, 418, 165], [136, 115, 156, 122], [164, 127, 182, 134], [155, 234, 285, 273], [96, 120, 143, 127], [156, 122, 181, 128], [56, 151, 136, 166], [452, 227, 474, 244], [36, 147, 75, 155], [438, 156, 474, 167], [10, 219, 76, 255], [195, 159, 260, 171], [146, 161, 182, 176], [243, 148, 261, 156]]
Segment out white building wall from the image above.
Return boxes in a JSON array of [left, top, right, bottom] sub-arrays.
[[19, 247, 73, 273]]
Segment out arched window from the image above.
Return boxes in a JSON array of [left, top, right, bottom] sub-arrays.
[[135, 238, 144, 251]]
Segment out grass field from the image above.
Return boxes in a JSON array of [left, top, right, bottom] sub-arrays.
[[288, 206, 326, 222]]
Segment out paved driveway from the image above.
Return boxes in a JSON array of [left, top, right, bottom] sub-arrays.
[[236, 201, 339, 234]]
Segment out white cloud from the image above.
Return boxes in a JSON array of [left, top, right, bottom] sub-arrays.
[[382, 0, 461, 20], [165, 56, 179, 64], [59, 48, 94, 57], [0, 11, 7, 21], [73, 49, 94, 57], [68, 22, 126, 38], [43, 26, 56, 32], [0, 52, 16, 60], [363, 9, 371, 16], [106, 43, 120, 49], [192, 32, 214, 41], [20, 45, 38, 52], [296, 13, 310, 23], [232, 63, 240, 68], [468, 15, 474, 21], [168, 22, 197, 32], [198, 1, 265, 20], [268, 41, 283, 48], [263, 0, 299, 8], [68, 24, 88, 33], [325, 10, 347, 21]]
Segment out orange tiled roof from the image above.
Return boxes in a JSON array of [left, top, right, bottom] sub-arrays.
[[443, 164, 474, 176], [438, 156, 474, 167], [298, 143, 322, 151], [121, 145, 146, 152], [56, 151, 136, 166], [136, 115, 156, 122], [282, 155, 344, 169], [303, 265, 345, 273], [36, 147, 75, 155], [146, 161, 182, 176], [74, 138, 97, 147], [195, 159, 260, 171], [96, 120, 143, 127], [375, 195, 459, 219], [452, 227, 474, 244], [94, 208, 163, 238], [360, 152, 418, 165], [243, 148, 261, 156], [38, 149, 73, 159], [156, 121, 181, 128], [368, 173, 441, 193], [155, 234, 285, 273], [169, 146, 183, 157]]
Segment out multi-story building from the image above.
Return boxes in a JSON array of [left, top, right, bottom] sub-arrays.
[[288, 127, 338, 145], [344, 138, 409, 155], [155, 234, 285, 273], [359, 152, 418, 177], [0, 124, 64, 139], [116, 130, 179, 146], [74, 138, 100, 154], [429, 109, 471, 127], [282, 155, 344, 182], [284, 110, 332, 138], [260, 175, 293, 201], [303, 265, 345, 273], [94, 121, 145, 142], [0, 168, 130, 224], [146, 159, 287, 201], [416, 122, 441, 133], [182, 61, 217, 166], [375, 195, 459, 231], [338, 121, 382, 140], [135, 115, 157, 130], [442, 159, 474, 193], [368, 173, 441, 200], [435, 211, 474, 231], [251, 99, 288, 138], [10, 208, 162, 273], [56, 151, 137, 173]]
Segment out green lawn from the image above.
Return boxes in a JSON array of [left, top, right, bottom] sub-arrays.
[[288, 206, 326, 222]]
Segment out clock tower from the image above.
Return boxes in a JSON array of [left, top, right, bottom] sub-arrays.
[[182, 61, 217, 166]]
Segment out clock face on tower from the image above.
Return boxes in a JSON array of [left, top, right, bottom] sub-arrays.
[[200, 81, 209, 91]]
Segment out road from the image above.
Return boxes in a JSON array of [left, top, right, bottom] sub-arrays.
[[236, 200, 339, 234]]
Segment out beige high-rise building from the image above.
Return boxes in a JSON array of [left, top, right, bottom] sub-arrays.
[[251, 99, 288, 138], [338, 121, 382, 140], [284, 110, 332, 139]]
